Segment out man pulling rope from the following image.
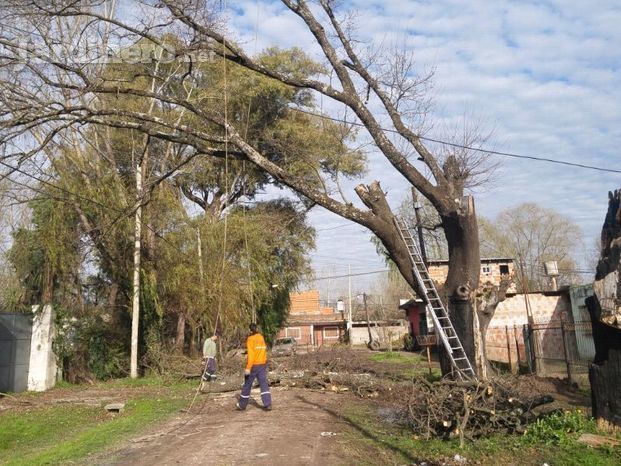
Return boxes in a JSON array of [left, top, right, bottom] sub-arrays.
[[200, 332, 219, 392]]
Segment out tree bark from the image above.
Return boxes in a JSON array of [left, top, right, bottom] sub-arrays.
[[438, 196, 481, 376], [130, 164, 143, 379], [175, 313, 186, 352], [587, 189, 621, 431]]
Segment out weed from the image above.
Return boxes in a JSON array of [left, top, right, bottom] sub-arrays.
[[522, 409, 595, 446]]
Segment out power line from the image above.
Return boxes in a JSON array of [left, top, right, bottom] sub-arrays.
[[315, 222, 361, 232], [292, 108, 621, 175], [310, 269, 390, 281]]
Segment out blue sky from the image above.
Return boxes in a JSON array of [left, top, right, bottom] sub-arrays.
[[228, 0, 621, 300]]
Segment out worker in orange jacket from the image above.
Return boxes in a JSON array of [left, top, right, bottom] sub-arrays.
[[237, 323, 272, 411]]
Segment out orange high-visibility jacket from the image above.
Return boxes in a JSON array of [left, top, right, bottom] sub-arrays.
[[245, 333, 268, 370]]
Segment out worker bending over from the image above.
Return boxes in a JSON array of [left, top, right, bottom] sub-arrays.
[[237, 323, 272, 411]]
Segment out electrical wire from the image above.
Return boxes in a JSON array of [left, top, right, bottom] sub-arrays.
[[310, 269, 390, 281], [291, 107, 621, 174]]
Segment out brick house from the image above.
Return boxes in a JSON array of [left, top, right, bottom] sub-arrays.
[[399, 258, 516, 343], [276, 290, 346, 348], [426, 257, 516, 291]]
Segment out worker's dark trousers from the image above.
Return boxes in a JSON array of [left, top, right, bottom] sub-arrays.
[[238, 364, 271, 409], [202, 357, 217, 381]]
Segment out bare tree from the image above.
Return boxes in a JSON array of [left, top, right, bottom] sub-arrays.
[[479, 203, 584, 291], [0, 1, 503, 376]]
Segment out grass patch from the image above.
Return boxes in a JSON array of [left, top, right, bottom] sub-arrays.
[[341, 403, 621, 466], [369, 351, 442, 381], [369, 351, 415, 364], [0, 378, 192, 465]]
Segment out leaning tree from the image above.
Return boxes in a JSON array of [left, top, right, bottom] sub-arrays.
[[0, 0, 504, 376]]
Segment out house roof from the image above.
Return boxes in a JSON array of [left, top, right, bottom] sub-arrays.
[[398, 298, 424, 310]]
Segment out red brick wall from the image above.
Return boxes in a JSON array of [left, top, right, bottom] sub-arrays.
[[276, 324, 343, 347], [427, 261, 516, 292], [276, 325, 313, 345], [485, 292, 571, 365], [289, 290, 320, 315]]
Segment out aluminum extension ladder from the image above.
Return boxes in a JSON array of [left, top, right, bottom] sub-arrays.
[[394, 216, 477, 380]]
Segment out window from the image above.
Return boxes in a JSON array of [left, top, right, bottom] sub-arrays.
[[285, 327, 301, 339], [323, 326, 339, 339], [499, 264, 510, 275], [481, 265, 491, 274]]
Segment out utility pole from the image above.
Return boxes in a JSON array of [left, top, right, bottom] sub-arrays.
[[411, 188, 428, 264], [364, 292, 373, 344], [130, 164, 143, 379], [347, 264, 353, 345]]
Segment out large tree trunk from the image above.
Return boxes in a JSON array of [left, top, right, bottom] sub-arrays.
[[440, 196, 482, 376], [356, 186, 493, 377], [586, 189, 621, 431]]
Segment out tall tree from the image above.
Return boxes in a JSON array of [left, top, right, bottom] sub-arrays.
[[0, 1, 500, 376], [479, 203, 583, 291]]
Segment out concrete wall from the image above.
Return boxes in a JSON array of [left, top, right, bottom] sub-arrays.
[[27, 304, 57, 392], [0, 313, 32, 393], [350, 323, 408, 346]]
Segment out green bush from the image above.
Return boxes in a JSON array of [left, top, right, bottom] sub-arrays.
[[403, 333, 416, 351]]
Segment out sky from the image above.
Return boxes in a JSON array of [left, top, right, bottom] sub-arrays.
[[226, 0, 621, 301]]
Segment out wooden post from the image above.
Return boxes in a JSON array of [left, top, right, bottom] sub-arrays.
[[523, 324, 534, 374], [426, 346, 432, 375], [505, 325, 514, 373], [560, 317, 573, 384], [513, 325, 521, 368]]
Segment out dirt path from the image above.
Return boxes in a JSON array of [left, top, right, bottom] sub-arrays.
[[97, 387, 358, 466]]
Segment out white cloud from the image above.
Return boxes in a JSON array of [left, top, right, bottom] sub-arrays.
[[226, 0, 621, 293]]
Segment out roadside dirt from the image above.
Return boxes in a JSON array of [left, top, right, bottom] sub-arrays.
[[96, 387, 359, 466]]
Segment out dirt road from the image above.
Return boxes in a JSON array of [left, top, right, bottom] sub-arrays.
[[98, 387, 358, 466]]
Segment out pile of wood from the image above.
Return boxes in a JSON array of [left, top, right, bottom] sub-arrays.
[[397, 378, 558, 444]]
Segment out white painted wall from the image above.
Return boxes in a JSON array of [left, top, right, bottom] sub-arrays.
[[27, 304, 57, 391], [350, 323, 408, 346]]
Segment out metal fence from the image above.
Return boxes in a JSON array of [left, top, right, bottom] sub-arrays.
[[0, 313, 33, 393], [487, 319, 595, 385]]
